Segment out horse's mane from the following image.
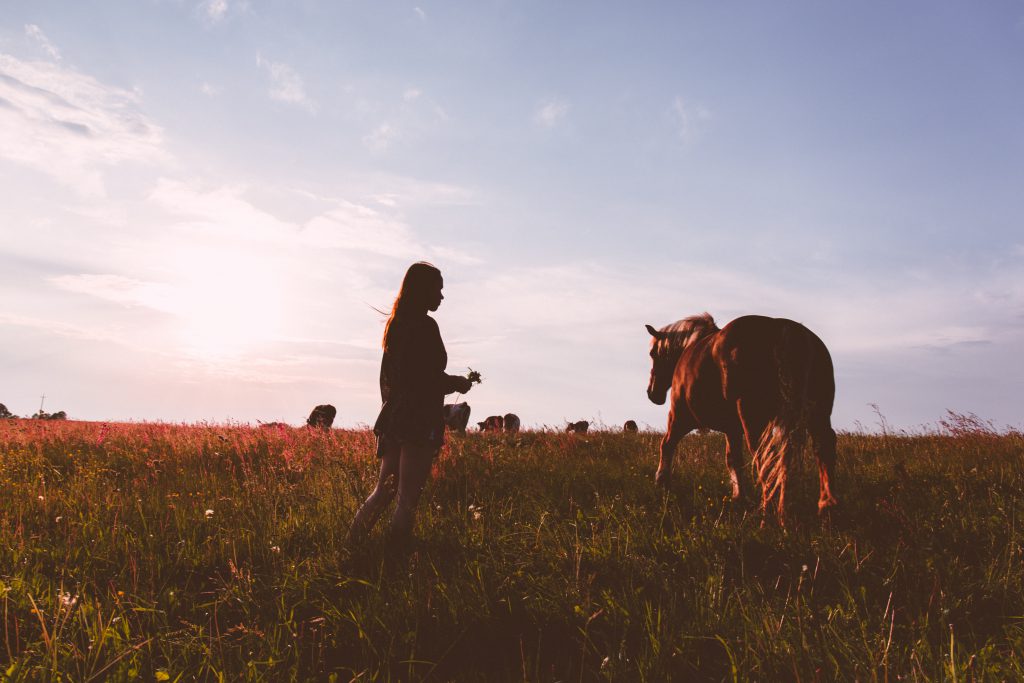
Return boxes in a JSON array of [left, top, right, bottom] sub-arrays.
[[658, 312, 719, 353]]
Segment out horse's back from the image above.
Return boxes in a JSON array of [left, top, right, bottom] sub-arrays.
[[712, 316, 834, 416]]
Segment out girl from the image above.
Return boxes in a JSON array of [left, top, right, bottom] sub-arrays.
[[349, 262, 474, 542]]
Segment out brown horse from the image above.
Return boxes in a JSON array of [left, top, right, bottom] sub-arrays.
[[645, 313, 838, 522]]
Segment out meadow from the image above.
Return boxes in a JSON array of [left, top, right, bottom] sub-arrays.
[[1, 416, 1022, 681]]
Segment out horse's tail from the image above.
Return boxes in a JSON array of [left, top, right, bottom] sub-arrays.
[[753, 323, 814, 521]]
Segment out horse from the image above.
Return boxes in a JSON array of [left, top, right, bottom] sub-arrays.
[[645, 313, 838, 523]]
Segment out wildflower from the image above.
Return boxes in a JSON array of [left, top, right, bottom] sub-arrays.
[[205, 509, 214, 518], [801, 564, 809, 573], [54, 516, 62, 523], [59, 592, 78, 608], [270, 545, 281, 553], [37, 495, 44, 502]]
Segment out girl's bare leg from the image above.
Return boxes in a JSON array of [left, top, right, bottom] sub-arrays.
[[389, 444, 435, 540], [348, 440, 400, 542]]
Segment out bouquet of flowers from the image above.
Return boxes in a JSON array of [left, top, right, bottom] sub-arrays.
[[466, 368, 483, 385]]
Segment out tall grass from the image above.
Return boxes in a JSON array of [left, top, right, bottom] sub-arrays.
[[0, 416, 1022, 680]]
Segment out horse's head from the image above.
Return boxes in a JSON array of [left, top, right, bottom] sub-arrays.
[[645, 324, 676, 405], [645, 314, 719, 405]]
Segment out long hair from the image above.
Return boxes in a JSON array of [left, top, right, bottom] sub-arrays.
[[382, 261, 442, 350]]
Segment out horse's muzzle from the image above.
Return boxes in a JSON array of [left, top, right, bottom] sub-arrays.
[[647, 389, 666, 405]]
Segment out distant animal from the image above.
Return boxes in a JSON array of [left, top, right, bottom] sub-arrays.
[[259, 422, 289, 429], [566, 420, 589, 434], [503, 413, 521, 434], [443, 402, 472, 433], [478, 415, 504, 432], [645, 313, 838, 524], [306, 404, 336, 430], [623, 420, 638, 432]]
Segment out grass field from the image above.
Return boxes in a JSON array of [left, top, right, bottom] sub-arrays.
[[1, 416, 1022, 681]]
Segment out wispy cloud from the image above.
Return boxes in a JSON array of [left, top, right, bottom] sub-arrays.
[[0, 53, 167, 196], [534, 98, 568, 128], [670, 96, 711, 142], [256, 55, 315, 113], [363, 122, 398, 152], [0, 311, 122, 344], [24, 25, 61, 61], [201, 0, 229, 23], [413, 7, 427, 21], [199, 82, 220, 97], [49, 273, 176, 312]]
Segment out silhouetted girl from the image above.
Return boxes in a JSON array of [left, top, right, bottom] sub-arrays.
[[349, 262, 474, 543]]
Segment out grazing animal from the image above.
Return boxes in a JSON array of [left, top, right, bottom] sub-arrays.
[[623, 420, 639, 432], [443, 402, 472, 433], [478, 415, 504, 432], [645, 313, 838, 523], [306, 404, 336, 430], [503, 413, 521, 434], [566, 420, 589, 434]]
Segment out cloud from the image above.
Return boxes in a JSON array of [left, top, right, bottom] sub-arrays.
[[148, 179, 293, 243], [363, 122, 398, 152], [534, 98, 568, 128], [0, 53, 168, 196], [201, 0, 229, 23], [403, 87, 422, 102], [49, 273, 176, 312], [0, 310, 141, 348], [414, 7, 427, 21], [199, 82, 220, 97], [256, 55, 315, 113], [147, 178, 479, 266], [296, 173, 476, 207], [670, 96, 712, 142], [24, 25, 61, 61]]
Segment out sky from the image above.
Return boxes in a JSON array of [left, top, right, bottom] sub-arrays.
[[1, 1, 1022, 432]]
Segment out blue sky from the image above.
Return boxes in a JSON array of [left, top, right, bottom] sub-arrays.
[[1, 1, 1022, 431]]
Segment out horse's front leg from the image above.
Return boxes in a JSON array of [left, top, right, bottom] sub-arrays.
[[656, 409, 692, 487]]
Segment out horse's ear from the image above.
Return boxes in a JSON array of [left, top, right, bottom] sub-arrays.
[[645, 324, 662, 339]]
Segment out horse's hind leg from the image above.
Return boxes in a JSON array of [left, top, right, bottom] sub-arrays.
[[810, 420, 839, 513], [725, 430, 750, 502]]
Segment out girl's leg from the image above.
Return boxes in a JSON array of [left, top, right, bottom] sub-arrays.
[[389, 444, 436, 540], [348, 439, 401, 542]]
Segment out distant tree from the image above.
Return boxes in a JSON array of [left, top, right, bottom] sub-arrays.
[[0, 403, 13, 419], [48, 411, 67, 420], [32, 410, 49, 420]]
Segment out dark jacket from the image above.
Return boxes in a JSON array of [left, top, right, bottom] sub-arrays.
[[372, 313, 464, 450]]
